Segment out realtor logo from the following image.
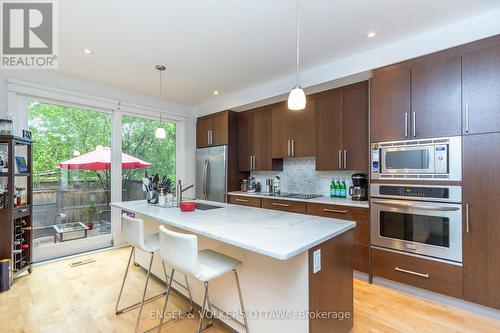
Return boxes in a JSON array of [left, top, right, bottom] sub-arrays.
[[1, 0, 58, 68]]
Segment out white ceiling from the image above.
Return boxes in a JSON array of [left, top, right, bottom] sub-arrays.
[[58, 0, 500, 107]]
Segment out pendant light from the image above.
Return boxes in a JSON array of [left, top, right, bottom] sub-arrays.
[[287, 0, 306, 110], [155, 65, 167, 139]]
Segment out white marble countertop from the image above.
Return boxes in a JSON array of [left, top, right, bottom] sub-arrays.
[[111, 200, 356, 261], [227, 191, 369, 208]]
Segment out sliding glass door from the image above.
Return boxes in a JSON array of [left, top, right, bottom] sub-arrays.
[[27, 100, 113, 261], [121, 114, 176, 202]]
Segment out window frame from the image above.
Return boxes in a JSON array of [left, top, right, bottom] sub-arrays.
[[8, 79, 188, 260]]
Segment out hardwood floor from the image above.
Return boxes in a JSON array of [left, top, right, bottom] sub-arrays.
[[1, 247, 499, 333]]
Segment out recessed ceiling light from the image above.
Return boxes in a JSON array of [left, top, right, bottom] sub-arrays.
[[81, 48, 93, 55], [367, 31, 376, 38], [213, 90, 219, 95]]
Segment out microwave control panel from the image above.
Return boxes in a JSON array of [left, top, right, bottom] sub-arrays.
[[434, 144, 448, 173], [371, 143, 380, 173]]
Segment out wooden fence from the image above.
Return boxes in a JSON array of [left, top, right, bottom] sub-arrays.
[[33, 180, 144, 239]]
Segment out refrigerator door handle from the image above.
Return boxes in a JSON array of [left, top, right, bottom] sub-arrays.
[[203, 160, 209, 199]]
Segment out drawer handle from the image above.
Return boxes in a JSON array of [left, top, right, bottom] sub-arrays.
[[235, 198, 249, 203], [395, 267, 429, 279], [323, 208, 348, 214], [272, 203, 291, 207], [18, 208, 28, 213]]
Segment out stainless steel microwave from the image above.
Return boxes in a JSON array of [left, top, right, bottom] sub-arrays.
[[371, 136, 461, 181]]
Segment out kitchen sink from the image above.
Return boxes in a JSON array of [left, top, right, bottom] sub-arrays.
[[196, 203, 223, 210]]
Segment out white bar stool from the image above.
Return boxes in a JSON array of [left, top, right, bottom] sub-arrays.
[[157, 225, 249, 333], [116, 214, 194, 333]]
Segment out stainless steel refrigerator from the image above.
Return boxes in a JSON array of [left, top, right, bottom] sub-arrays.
[[196, 145, 227, 203]]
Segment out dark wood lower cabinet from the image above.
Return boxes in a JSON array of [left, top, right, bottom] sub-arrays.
[[261, 198, 307, 214], [307, 203, 369, 273], [227, 195, 261, 208], [462, 133, 500, 310], [371, 248, 463, 298], [309, 230, 353, 333]]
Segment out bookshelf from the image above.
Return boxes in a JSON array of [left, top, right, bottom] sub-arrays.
[[0, 135, 33, 286]]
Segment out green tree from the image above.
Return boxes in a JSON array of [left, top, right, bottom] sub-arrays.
[[28, 102, 176, 191]]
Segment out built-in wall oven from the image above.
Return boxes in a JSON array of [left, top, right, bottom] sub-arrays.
[[371, 136, 461, 181], [370, 184, 462, 263]]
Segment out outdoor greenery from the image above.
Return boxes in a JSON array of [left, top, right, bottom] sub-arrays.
[[81, 204, 98, 223], [27, 102, 177, 185]]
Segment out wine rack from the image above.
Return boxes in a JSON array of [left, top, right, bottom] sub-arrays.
[[0, 135, 33, 287]]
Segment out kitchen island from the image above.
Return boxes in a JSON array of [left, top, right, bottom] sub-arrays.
[[111, 200, 356, 333]]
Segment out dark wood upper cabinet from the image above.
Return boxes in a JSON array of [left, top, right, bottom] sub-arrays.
[[371, 51, 462, 142], [252, 107, 279, 171], [238, 106, 281, 171], [196, 111, 229, 148], [462, 133, 500, 310], [315, 91, 343, 170], [411, 52, 462, 139], [271, 100, 316, 158], [462, 40, 500, 135], [238, 111, 252, 171], [316, 82, 368, 171], [370, 64, 410, 142], [342, 83, 368, 171]]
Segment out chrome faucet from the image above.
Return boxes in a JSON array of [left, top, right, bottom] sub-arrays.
[[176, 180, 194, 206]]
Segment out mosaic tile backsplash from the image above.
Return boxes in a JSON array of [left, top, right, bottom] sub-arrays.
[[250, 157, 365, 198]]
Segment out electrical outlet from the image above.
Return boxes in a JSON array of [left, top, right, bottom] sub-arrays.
[[90, 194, 96, 202], [313, 249, 321, 274]]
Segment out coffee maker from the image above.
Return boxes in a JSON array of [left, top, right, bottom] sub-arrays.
[[349, 173, 368, 201]]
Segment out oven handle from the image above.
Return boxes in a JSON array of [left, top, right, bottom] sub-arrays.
[[371, 199, 460, 211]]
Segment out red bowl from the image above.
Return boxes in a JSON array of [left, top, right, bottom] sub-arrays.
[[179, 201, 196, 212]]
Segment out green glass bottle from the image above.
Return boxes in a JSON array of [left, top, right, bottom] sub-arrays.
[[330, 180, 335, 198], [340, 178, 347, 198], [335, 178, 341, 198]]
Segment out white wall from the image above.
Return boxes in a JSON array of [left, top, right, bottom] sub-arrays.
[[0, 70, 197, 188], [196, 8, 500, 115], [0, 70, 192, 117]]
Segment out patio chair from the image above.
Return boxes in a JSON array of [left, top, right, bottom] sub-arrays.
[[99, 210, 111, 234]]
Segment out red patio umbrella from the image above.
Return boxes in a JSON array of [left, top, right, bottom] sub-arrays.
[[59, 147, 151, 170], [59, 147, 151, 209]]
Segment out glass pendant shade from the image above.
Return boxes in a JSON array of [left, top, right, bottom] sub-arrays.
[[155, 127, 166, 139], [287, 86, 306, 110]]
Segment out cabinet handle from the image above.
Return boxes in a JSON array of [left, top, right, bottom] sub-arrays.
[[412, 112, 416, 137], [249, 156, 253, 170], [465, 204, 470, 233], [18, 208, 28, 213], [404, 112, 408, 138], [338, 150, 342, 169], [395, 267, 429, 279], [235, 198, 249, 203], [207, 131, 211, 145], [253, 156, 256, 170], [343, 150, 347, 170], [323, 208, 348, 214], [291, 140, 295, 157], [272, 203, 291, 207], [287, 140, 291, 157], [465, 104, 470, 133]]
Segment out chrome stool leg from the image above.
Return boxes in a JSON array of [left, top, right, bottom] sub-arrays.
[[234, 269, 249, 333], [115, 248, 166, 315], [115, 246, 134, 314], [134, 252, 155, 333], [144, 264, 195, 333], [156, 268, 175, 333], [197, 281, 210, 333], [205, 287, 214, 328]]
